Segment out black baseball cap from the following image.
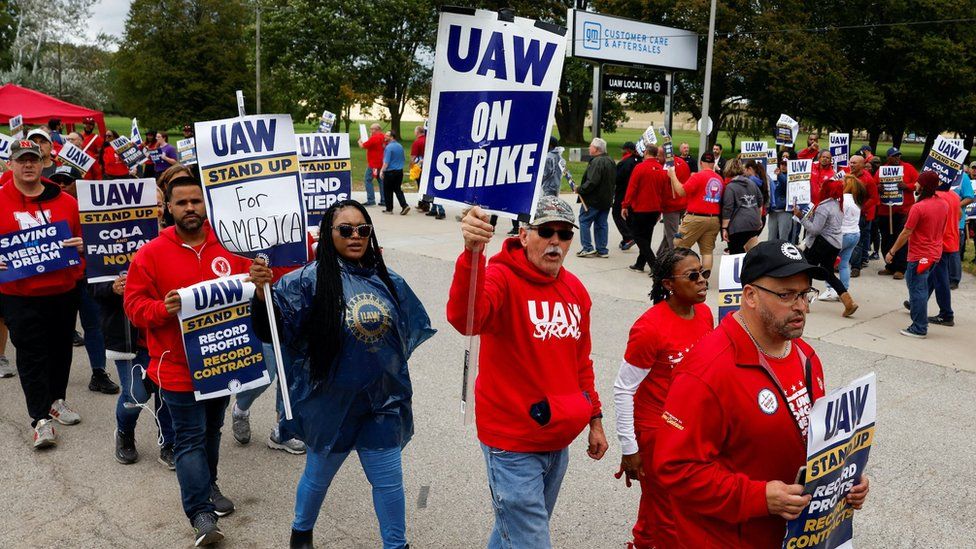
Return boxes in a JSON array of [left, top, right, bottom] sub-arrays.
[[740, 240, 826, 285], [50, 166, 80, 184], [621, 141, 636, 151]]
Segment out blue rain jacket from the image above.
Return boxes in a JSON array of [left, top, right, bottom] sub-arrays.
[[267, 260, 435, 453]]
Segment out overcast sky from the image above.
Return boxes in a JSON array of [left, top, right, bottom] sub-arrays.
[[87, 0, 129, 42]]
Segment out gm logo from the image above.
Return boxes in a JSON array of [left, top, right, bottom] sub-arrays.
[[583, 21, 601, 50]]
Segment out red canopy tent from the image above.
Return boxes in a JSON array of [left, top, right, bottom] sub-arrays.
[[0, 83, 106, 134]]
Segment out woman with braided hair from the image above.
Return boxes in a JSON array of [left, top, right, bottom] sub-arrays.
[[612, 247, 714, 549]]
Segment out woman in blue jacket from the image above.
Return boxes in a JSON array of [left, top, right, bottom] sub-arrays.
[[250, 200, 435, 549], [767, 158, 793, 241]]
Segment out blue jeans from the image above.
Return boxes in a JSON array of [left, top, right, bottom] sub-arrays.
[[234, 343, 295, 439], [766, 211, 793, 241], [364, 167, 385, 205], [115, 348, 173, 445], [838, 232, 861, 289], [853, 215, 870, 268], [480, 443, 569, 549], [905, 262, 931, 335], [433, 204, 445, 217], [578, 207, 610, 255], [294, 447, 406, 548], [78, 285, 106, 372], [926, 254, 953, 320], [161, 389, 229, 521], [948, 245, 962, 286]]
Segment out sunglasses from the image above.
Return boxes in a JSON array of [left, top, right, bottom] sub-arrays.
[[332, 223, 372, 238], [671, 269, 711, 281], [529, 226, 575, 241]]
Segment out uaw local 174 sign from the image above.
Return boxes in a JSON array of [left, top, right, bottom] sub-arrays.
[[195, 115, 307, 266], [178, 274, 270, 401], [783, 372, 876, 549], [296, 132, 351, 230], [922, 135, 968, 188], [718, 253, 745, 321], [76, 179, 159, 283], [420, 8, 567, 220]]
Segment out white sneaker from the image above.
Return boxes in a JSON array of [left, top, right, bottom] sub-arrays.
[[0, 356, 14, 378], [819, 289, 839, 302], [33, 419, 57, 449], [267, 430, 306, 455], [49, 399, 81, 425]]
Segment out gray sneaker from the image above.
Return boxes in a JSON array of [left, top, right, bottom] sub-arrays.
[[33, 419, 57, 449], [268, 431, 306, 455], [0, 356, 14, 378], [49, 399, 81, 425], [231, 405, 250, 445]]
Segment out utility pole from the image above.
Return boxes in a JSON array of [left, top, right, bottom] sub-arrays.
[[698, 0, 717, 155], [255, 3, 262, 114]]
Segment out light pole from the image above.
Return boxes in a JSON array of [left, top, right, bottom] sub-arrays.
[[698, 0, 717, 156], [255, 2, 262, 114]]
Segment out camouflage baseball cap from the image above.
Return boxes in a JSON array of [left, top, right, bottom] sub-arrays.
[[10, 140, 41, 160], [530, 195, 578, 228]]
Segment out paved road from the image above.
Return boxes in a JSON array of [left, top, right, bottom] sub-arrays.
[[1, 194, 972, 548]]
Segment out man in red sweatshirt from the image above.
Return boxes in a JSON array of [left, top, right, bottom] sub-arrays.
[[654, 241, 870, 547], [0, 140, 85, 449], [622, 144, 669, 273], [358, 123, 386, 206], [124, 176, 252, 546], [447, 195, 608, 549]]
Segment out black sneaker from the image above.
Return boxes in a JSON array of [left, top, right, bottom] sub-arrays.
[[115, 430, 138, 464], [903, 300, 910, 311], [159, 444, 176, 470], [290, 528, 314, 549], [88, 369, 120, 394], [211, 483, 235, 517], [928, 316, 954, 327], [73, 330, 85, 347], [191, 512, 223, 547]]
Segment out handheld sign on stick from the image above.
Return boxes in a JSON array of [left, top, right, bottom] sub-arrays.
[[76, 179, 159, 282], [9, 114, 24, 140], [421, 7, 567, 423], [236, 90, 246, 118], [194, 112, 307, 418], [776, 114, 799, 148], [296, 132, 352, 232], [57, 141, 97, 177], [878, 165, 904, 233]]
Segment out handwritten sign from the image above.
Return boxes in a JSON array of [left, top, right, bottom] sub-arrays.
[[296, 133, 351, 230], [177, 274, 271, 401], [787, 159, 812, 206], [0, 221, 81, 283], [194, 114, 308, 266], [76, 179, 159, 283]]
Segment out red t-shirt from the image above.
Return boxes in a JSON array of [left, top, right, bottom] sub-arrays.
[[683, 169, 724, 215], [626, 302, 713, 431], [936, 190, 961, 253], [660, 156, 691, 212], [764, 346, 813, 439], [905, 196, 949, 263], [410, 134, 426, 159]]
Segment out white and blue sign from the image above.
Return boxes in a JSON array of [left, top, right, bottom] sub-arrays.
[[56, 141, 97, 176], [878, 165, 904, 206], [783, 372, 876, 549], [0, 221, 81, 283], [111, 135, 147, 170], [828, 133, 849, 169], [178, 274, 271, 401], [741, 141, 769, 180], [0, 133, 12, 161], [922, 135, 968, 188], [297, 132, 351, 230], [131, 118, 143, 146], [567, 9, 698, 71], [77, 179, 159, 283], [194, 115, 308, 267], [718, 253, 745, 321], [420, 8, 567, 220]]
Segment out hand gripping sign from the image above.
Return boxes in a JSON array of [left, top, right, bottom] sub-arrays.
[[76, 179, 159, 283], [195, 113, 308, 418], [783, 372, 876, 549], [177, 274, 271, 401], [420, 7, 566, 424], [0, 221, 82, 283]]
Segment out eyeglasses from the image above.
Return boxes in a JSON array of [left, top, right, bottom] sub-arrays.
[[529, 226, 574, 241], [332, 223, 372, 238], [670, 269, 711, 281], [750, 284, 819, 304]]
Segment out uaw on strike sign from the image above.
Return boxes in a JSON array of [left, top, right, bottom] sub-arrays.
[[194, 115, 308, 266], [420, 7, 566, 220]]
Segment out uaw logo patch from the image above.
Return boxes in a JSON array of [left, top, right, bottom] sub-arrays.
[[781, 243, 803, 260], [346, 293, 392, 345], [211, 257, 232, 278]]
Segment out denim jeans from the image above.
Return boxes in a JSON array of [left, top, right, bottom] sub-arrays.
[[853, 215, 870, 267], [234, 343, 295, 439], [433, 204, 445, 217], [905, 262, 931, 335], [364, 167, 385, 205], [948, 246, 962, 286], [578, 207, 610, 255], [78, 285, 106, 372], [926, 254, 953, 320], [115, 348, 173, 445], [294, 447, 406, 548], [838, 232, 861, 289], [766, 211, 793, 242], [161, 389, 229, 521], [480, 443, 569, 549]]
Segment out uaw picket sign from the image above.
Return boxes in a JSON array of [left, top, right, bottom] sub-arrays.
[[922, 136, 968, 188], [829, 133, 849, 169], [194, 114, 308, 266], [788, 159, 813, 206], [878, 165, 904, 206], [718, 253, 745, 321], [296, 132, 351, 230], [0, 221, 81, 283], [56, 141, 97, 176], [420, 7, 567, 220], [110, 135, 147, 170], [76, 179, 159, 283]]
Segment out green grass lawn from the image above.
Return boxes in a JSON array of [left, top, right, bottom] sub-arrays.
[[964, 238, 976, 276]]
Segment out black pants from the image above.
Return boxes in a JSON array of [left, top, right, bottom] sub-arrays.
[[611, 200, 633, 243], [2, 287, 80, 426], [878, 213, 907, 273], [727, 230, 761, 254], [804, 236, 847, 295], [383, 170, 407, 211], [630, 211, 660, 269]]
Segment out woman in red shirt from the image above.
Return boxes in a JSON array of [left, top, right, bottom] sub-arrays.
[[613, 248, 715, 549], [102, 130, 132, 179]]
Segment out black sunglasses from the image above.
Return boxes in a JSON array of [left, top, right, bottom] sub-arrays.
[[670, 269, 711, 281], [332, 223, 372, 238], [529, 226, 574, 241]]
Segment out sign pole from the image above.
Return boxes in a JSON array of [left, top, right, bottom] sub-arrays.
[[461, 245, 482, 425], [664, 72, 673, 135], [698, 0, 718, 156], [591, 63, 602, 139]]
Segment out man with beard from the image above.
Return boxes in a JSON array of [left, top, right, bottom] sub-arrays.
[[654, 240, 870, 547], [125, 176, 253, 545]]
